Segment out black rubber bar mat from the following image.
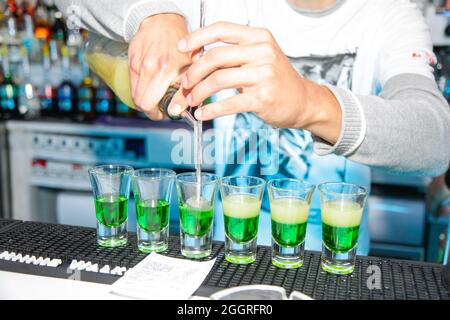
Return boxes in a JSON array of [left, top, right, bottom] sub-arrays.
[[0, 221, 448, 300]]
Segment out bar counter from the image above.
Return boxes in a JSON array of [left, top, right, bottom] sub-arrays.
[[0, 219, 448, 300]]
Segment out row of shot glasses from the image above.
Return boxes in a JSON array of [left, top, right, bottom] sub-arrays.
[[89, 165, 367, 275]]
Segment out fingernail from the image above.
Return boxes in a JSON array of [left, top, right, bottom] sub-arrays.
[[195, 108, 203, 120], [178, 39, 187, 51], [169, 104, 182, 116], [181, 75, 189, 88]]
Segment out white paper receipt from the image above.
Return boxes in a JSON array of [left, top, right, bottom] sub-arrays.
[[110, 252, 216, 300]]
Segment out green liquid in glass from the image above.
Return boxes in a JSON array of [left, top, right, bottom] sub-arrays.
[[322, 223, 360, 253], [224, 215, 259, 243], [180, 204, 213, 237], [95, 194, 128, 228], [136, 199, 170, 232], [272, 221, 307, 247]]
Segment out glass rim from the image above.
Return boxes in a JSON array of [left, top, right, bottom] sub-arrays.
[[176, 172, 219, 185], [133, 168, 176, 179], [318, 182, 367, 196], [88, 164, 134, 176], [268, 178, 315, 193], [220, 176, 266, 189]]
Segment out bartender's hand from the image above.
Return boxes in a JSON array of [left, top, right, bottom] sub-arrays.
[[128, 13, 191, 120], [175, 22, 342, 144]]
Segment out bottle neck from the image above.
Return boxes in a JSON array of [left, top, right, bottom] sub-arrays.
[[1, 54, 12, 82], [49, 40, 59, 64], [22, 48, 31, 77], [7, 14, 18, 38], [24, 14, 34, 38], [61, 55, 70, 73], [82, 62, 93, 87], [42, 45, 51, 70]]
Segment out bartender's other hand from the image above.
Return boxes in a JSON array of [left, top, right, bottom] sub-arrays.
[[176, 22, 342, 144], [128, 13, 191, 120]]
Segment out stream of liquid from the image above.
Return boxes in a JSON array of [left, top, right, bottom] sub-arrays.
[[194, 119, 202, 202], [194, 0, 207, 203]]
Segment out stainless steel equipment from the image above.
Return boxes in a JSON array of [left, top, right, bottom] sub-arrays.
[[368, 183, 427, 261], [0, 122, 11, 219]]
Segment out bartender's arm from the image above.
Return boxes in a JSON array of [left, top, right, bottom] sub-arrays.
[[56, 0, 450, 176], [176, 19, 450, 177]]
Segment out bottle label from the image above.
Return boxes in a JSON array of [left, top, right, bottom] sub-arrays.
[[40, 99, 53, 111], [116, 102, 129, 114], [79, 101, 93, 113], [0, 100, 16, 111], [96, 100, 112, 113], [58, 99, 73, 112]]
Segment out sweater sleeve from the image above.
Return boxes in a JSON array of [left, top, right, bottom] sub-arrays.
[[55, 0, 188, 42], [313, 74, 450, 177]]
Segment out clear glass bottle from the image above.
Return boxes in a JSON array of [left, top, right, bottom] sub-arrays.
[[84, 33, 181, 120], [18, 46, 40, 120], [38, 43, 56, 118], [34, 0, 51, 43], [0, 45, 19, 120], [78, 54, 96, 122], [56, 46, 77, 119], [95, 79, 115, 118]]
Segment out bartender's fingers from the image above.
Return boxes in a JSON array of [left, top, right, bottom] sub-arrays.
[[134, 58, 173, 120], [129, 68, 141, 110], [187, 67, 260, 107], [194, 94, 255, 121], [133, 57, 170, 110], [178, 22, 274, 53], [167, 87, 191, 117], [182, 44, 273, 90]]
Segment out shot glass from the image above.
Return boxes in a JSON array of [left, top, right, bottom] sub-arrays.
[[176, 172, 218, 259], [268, 179, 315, 269], [220, 176, 265, 264], [132, 168, 176, 253], [89, 164, 133, 247], [319, 182, 368, 275]]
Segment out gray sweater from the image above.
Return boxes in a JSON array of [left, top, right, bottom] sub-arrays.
[[56, 0, 450, 176]]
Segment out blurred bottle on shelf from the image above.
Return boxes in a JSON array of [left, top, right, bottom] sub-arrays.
[[95, 80, 115, 117], [14, 0, 26, 32], [38, 43, 56, 118], [56, 45, 77, 119], [17, 46, 40, 120], [22, 12, 41, 63], [66, 28, 83, 65], [0, 45, 19, 120], [3, 0, 22, 65], [52, 10, 68, 50], [21, 0, 36, 19], [116, 96, 137, 118], [48, 39, 60, 68], [34, 0, 51, 43], [78, 53, 96, 122]]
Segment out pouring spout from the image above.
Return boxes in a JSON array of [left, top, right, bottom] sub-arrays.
[[181, 110, 198, 128]]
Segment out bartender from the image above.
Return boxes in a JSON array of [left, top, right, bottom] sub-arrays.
[[57, 0, 450, 254]]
